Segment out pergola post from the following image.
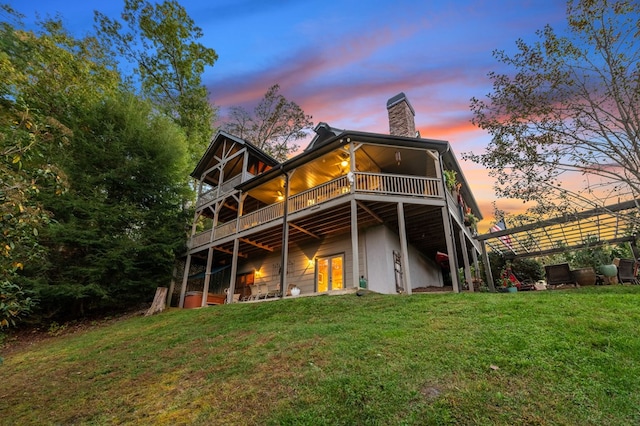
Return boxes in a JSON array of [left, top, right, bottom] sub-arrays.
[[481, 241, 496, 292]]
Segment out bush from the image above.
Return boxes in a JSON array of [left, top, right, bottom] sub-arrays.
[[0, 280, 35, 329]]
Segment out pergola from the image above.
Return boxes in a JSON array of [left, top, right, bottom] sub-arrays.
[[475, 199, 640, 290]]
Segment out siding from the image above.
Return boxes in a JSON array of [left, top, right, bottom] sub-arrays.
[[236, 233, 354, 296]]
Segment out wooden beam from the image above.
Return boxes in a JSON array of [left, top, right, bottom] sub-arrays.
[[214, 245, 247, 258], [290, 223, 321, 239], [356, 201, 383, 223], [239, 237, 274, 252], [223, 202, 238, 212]]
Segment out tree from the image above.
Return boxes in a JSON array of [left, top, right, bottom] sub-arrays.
[[1, 8, 193, 321], [223, 84, 314, 161], [36, 94, 191, 318], [95, 0, 218, 164], [0, 7, 72, 328], [466, 0, 640, 207]]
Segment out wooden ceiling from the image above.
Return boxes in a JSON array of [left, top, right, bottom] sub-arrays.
[[192, 198, 452, 268]]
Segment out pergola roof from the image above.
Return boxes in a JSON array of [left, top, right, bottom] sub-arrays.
[[476, 199, 640, 259]]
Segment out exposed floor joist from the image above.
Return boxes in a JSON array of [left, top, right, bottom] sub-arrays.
[[239, 237, 274, 252], [214, 245, 248, 258], [357, 200, 384, 223], [289, 223, 321, 239]]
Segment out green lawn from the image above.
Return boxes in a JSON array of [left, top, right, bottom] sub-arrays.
[[2, 286, 640, 425]]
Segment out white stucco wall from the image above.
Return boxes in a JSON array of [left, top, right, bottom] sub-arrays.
[[363, 224, 442, 293]]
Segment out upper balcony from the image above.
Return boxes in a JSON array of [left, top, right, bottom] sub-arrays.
[[188, 171, 443, 250], [196, 173, 254, 209]]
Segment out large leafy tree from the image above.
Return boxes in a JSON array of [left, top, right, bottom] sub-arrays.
[[0, 7, 77, 327], [223, 84, 314, 161], [466, 0, 640, 207], [95, 0, 218, 164]]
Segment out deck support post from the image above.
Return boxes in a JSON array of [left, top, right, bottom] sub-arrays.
[[178, 254, 192, 308], [350, 198, 360, 288], [397, 202, 412, 294], [227, 238, 240, 303], [441, 205, 460, 293], [279, 172, 290, 298], [459, 230, 473, 292], [201, 247, 215, 307]]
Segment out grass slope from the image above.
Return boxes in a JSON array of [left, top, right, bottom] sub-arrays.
[[2, 286, 640, 425]]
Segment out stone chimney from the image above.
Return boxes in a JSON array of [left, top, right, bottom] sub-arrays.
[[386, 92, 416, 137]]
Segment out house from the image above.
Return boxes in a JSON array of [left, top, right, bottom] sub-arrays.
[[173, 93, 484, 307]]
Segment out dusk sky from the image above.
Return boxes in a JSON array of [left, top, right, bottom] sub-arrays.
[[10, 0, 569, 231]]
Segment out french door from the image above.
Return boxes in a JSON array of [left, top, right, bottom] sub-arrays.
[[316, 255, 344, 292]]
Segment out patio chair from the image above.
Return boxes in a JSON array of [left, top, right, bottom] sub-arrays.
[[258, 283, 271, 299], [617, 259, 639, 285], [245, 284, 260, 301], [545, 263, 577, 287]]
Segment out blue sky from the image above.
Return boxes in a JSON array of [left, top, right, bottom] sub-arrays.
[[9, 0, 568, 227]]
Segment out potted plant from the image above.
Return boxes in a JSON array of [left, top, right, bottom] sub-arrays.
[[464, 210, 479, 230], [443, 170, 457, 192], [500, 265, 518, 293], [570, 237, 613, 285]]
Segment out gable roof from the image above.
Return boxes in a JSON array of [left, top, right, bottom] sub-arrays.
[[238, 128, 449, 186], [190, 130, 279, 179]]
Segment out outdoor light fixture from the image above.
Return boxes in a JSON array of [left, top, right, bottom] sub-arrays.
[[395, 150, 402, 165], [340, 159, 349, 168], [276, 191, 284, 201]]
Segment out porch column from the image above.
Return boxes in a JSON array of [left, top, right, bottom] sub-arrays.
[[350, 198, 360, 288], [167, 265, 177, 307], [210, 201, 221, 242], [227, 238, 240, 303], [201, 247, 215, 307], [459, 230, 473, 292], [441, 205, 460, 293], [279, 172, 290, 298], [481, 241, 496, 292], [178, 253, 192, 308], [397, 202, 412, 294]]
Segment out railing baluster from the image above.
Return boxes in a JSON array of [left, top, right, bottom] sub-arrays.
[[190, 173, 443, 249]]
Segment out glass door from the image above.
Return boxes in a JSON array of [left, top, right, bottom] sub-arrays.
[[317, 255, 344, 292]]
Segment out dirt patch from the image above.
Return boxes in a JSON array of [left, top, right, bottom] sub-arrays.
[[413, 286, 453, 293]]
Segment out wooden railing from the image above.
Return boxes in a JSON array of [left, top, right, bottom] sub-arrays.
[[189, 230, 212, 249], [354, 172, 441, 197], [190, 172, 444, 248], [196, 174, 246, 208], [288, 176, 350, 213], [215, 219, 238, 240], [238, 203, 284, 230]]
